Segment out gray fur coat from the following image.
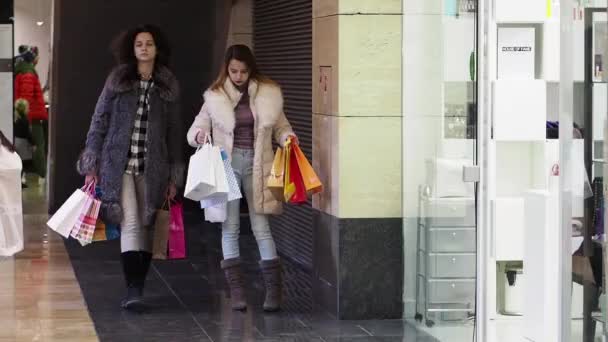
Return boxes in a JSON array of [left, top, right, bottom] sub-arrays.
[[77, 64, 184, 226]]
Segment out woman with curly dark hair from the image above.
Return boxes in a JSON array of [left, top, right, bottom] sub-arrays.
[[77, 24, 184, 310]]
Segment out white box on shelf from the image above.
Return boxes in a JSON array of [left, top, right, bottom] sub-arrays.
[[492, 80, 546, 141], [497, 27, 536, 80], [495, 0, 547, 23], [493, 197, 524, 261]]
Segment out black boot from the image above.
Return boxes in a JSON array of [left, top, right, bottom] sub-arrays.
[[120, 251, 144, 311], [139, 251, 153, 292]]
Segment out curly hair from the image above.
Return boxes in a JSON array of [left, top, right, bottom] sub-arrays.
[[110, 24, 171, 80]]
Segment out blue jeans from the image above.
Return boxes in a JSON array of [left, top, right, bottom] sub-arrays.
[[222, 148, 278, 260]]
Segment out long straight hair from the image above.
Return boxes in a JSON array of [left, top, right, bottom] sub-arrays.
[[210, 44, 275, 91]]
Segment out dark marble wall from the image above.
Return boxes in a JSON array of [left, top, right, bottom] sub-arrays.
[[313, 210, 404, 320]]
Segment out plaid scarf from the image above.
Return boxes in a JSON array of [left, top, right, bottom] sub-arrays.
[[125, 79, 153, 175]]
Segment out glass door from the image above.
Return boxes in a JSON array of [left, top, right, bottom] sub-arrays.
[[402, 1, 479, 341], [570, 6, 608, 342]]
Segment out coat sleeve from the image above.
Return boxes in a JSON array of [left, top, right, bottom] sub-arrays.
[[167, 99, 185, 187], [273, 111, 295, 147], [186, 102, 212, 147], [76, 82, 115, 176]]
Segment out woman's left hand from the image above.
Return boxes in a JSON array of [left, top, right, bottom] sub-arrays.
[[167, 183, 177, 201], [288, 135, 299, 146]]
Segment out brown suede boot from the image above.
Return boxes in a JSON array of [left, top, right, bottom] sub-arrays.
[[260, 258, 283, 312], [221, 257, 247, 311]]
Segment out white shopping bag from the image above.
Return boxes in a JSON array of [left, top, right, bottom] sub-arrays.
[[204, 203, 227, 223], [0, 147, 24, 257], [200, 149, 242, 209], [184, 142, 216, 201], [46, 186, 89, 238], [196, 145, 228, 201]]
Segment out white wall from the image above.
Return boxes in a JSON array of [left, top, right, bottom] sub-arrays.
[[14, 0, 52, 87]]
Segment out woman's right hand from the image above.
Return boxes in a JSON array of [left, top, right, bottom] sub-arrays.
[[195, 130, 208, 145], [85, 173, 98, 185]]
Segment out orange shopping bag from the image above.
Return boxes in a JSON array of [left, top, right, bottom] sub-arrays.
[[267, 147, 285, 201], [292, 144, 323, 195]]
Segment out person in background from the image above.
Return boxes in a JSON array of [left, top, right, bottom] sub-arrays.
[[77, 25, 184, 311], [14, 45, 48, 185], [187, 44, 298, 312]]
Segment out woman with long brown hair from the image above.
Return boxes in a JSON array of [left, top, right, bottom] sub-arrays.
[[187, 44, 297, 312], [77, 25, 183, 310]]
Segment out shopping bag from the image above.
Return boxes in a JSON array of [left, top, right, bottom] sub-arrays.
[[288, 145, 308, 205], [283, 141, 296, 202], [292, 144, 323, 195], [184, 141, 216, 201], [92, 220, 107, 242], [105, 223, 121, 240], [204, 203, 227, 223], [267, 147, 285, 201], [167, 201, 186, 259], [70, 186, 101, 246], [92, 186, 120, 242], [200, 149, 241, 208], [152, 200, 171, 260], [47, 182, 93, 238]]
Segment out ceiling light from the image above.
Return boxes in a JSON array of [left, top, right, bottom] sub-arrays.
[[36, 21, 44, 26]]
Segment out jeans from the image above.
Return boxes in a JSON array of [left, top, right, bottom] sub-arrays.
[[222, 148, 278, 260]]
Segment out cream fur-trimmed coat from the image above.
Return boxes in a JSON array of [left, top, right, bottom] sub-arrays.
[[187, 78, 294, 215]]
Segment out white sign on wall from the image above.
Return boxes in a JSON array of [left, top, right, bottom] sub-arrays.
[[497, 27, 536, 80]]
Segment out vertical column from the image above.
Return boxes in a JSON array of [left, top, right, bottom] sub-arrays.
[[228, 0, 253, 48], [312, 0, 404, 319]]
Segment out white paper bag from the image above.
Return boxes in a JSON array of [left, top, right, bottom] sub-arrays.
[[46, 188, 88, 238], [204, 204, 227, 223], [184, 143, 216, 201], [200, 149, 241, 209], [0, 148, 24, 256]]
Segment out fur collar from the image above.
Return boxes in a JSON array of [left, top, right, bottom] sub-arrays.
[[106, 64, 179, 102], [203, 78, 283, 131]]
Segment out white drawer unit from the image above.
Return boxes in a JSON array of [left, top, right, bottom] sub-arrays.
[[428, 279, 476, 304], [428, 253, 476, 278], [428, 228, 476, 253], [425, 197, 476, 227], [416, 190, 477, 328]]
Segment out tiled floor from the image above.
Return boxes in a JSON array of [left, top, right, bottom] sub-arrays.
[[0, 176, 98, 341], [5, 176, 441, 342], [65, 215, 440, 342]]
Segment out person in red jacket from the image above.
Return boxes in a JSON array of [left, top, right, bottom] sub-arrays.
[[14, 45, 48, 184]]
